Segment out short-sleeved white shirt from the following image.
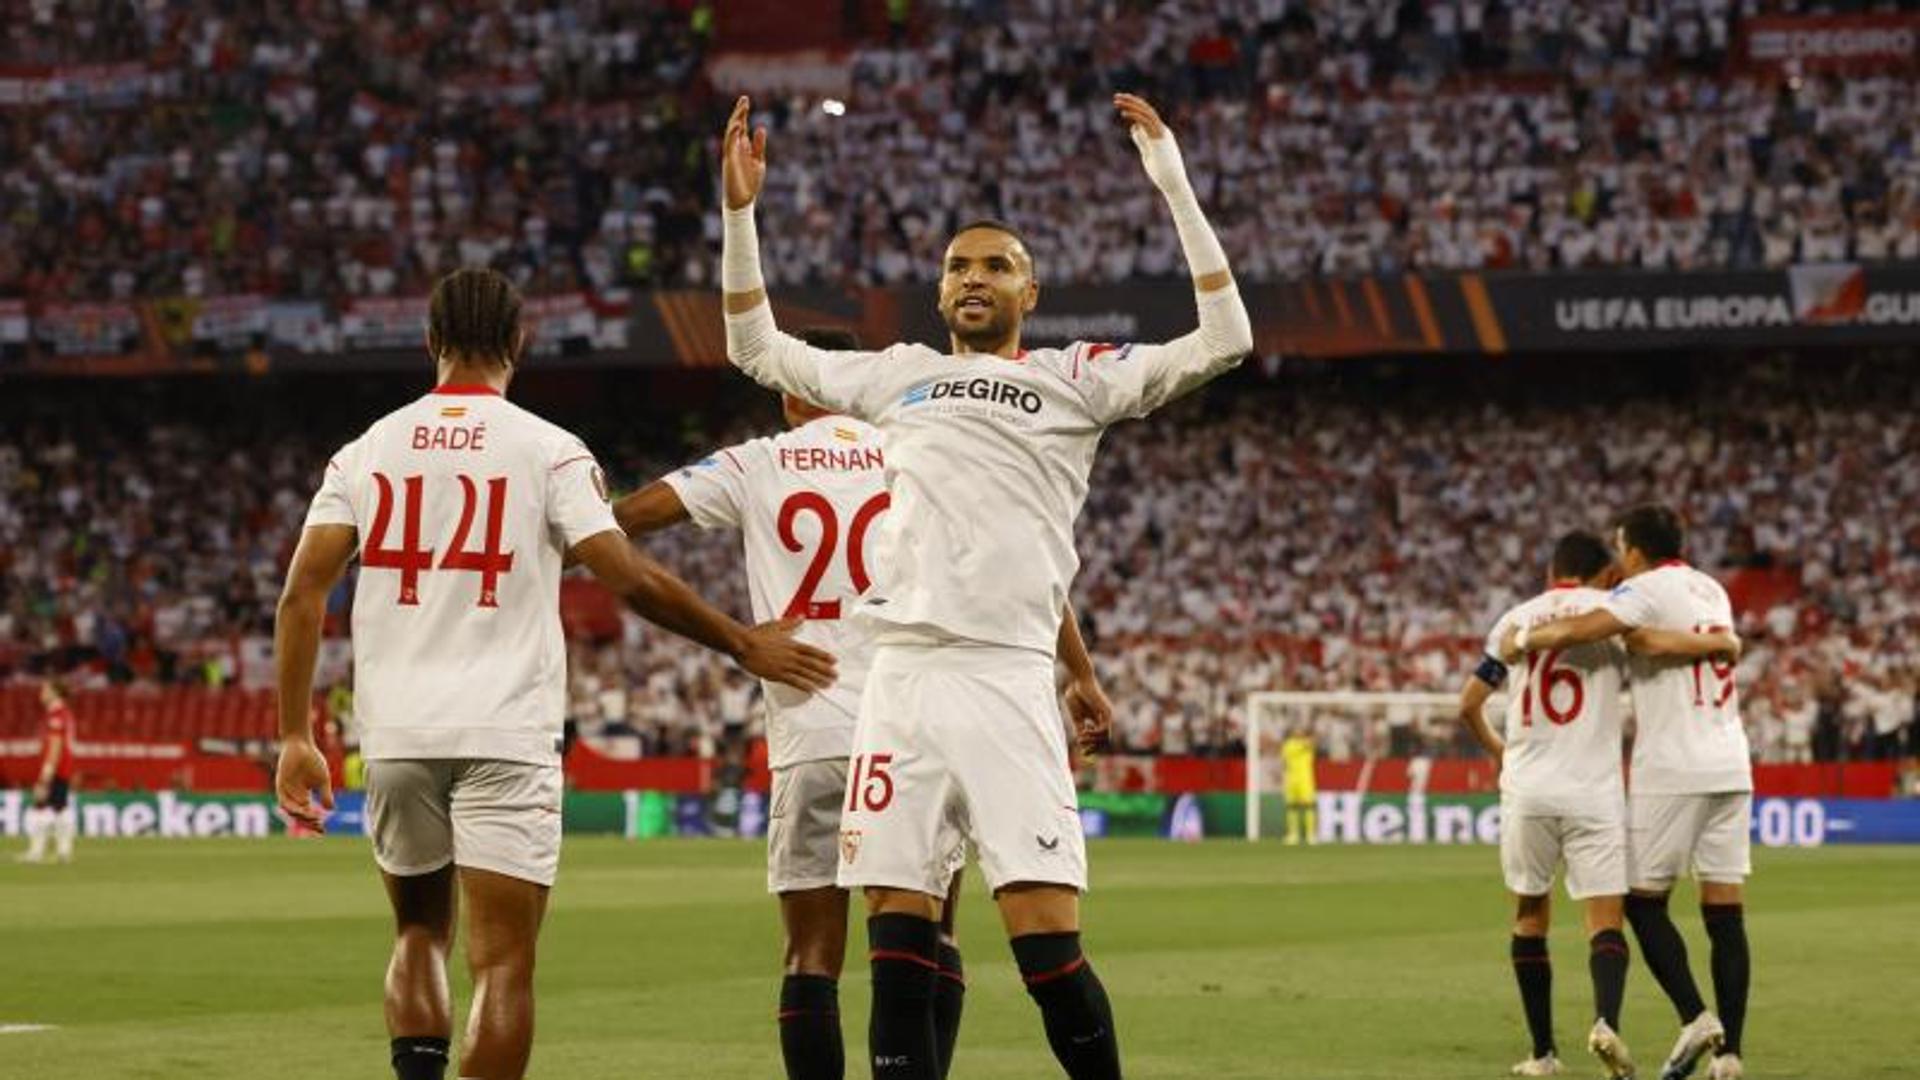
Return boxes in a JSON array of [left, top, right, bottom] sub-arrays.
[[1602, 561, 1753, 794], [1483, 585, 1629, 818], [304, 384, 618, 764], [663, 416, 886, 768]]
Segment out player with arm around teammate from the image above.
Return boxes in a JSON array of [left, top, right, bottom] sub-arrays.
[[1462, 531, 1737, 1078], [717, 91, 1249, 1079], [613, 327, 1113, 1080], [272, 268, 836, 1080], [1502, 505, 1754, 1080]]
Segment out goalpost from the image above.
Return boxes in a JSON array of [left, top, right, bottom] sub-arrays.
[[1243, 691, 1463, 841]]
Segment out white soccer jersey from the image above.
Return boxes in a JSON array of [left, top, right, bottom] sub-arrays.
[[1602, 561, 1753, 794], [303, 385, 619, 765], [663, 415, 886, 768], [1484, 585, 1630, 819], [727, 290, 1247, 654]]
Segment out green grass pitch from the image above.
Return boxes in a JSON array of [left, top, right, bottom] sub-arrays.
[[2, 839, 1914, 1078]]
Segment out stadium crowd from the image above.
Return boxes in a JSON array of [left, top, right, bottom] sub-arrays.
[[6, 0, 1920, 303], [3, 358, 1916, 765]]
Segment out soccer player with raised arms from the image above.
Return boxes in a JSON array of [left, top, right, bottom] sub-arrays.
[[273, 268, 836, 1080], [716, 91, 1252, 1079], [613, 326, 1110, 1079], [1504, 506, 1754, 1080]]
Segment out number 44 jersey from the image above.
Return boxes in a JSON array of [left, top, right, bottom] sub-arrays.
[[1483, 585, 1630, 819], [664, 415, 887, 769], [304, 385, 621, 765]]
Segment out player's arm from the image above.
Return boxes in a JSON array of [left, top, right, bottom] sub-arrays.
[[1499, 609, 1632, 663], [719, 97, 886, 416], [1624, 626, 1742, 662], [273, 523, 356, 831], [568, 530, 836, 692], [1108, 94, 1254, 414], [1457, 657, 1506, 767], [1057, 601, 1112, 754], [612, 479, 691, 537]]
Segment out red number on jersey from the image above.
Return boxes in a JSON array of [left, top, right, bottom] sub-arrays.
[[1521, 649, 1584, 727], [777, 491, 891, 620], [1690, 623, 1737, 709], [441, 475, 516, 608], [847, 753, 895, 813], [365, 473, 434, 605], [364, 472, 516, 607]]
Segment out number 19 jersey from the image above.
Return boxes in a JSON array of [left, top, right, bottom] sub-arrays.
[[663, 416, 886, 768], [1483, 585, 1629, 818], [1602, 562, 1752, 795], [303, 385, 620, 765]]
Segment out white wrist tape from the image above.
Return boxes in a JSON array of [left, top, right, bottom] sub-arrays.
[[721, 203, 765, 293]]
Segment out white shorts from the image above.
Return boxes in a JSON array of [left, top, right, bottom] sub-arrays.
[[837, 642, 1085, 896], [1630, 791, 1752, 890], [365, 759, 563, 887], [1500, 802, 1629, 900], [769, 758, 851, 894]]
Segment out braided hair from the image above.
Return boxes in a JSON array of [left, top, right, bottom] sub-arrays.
[[428, 268, 524, 367]]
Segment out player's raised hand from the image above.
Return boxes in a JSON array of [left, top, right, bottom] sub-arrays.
[[1114, 93, 1186, 195], [274, 735, 334, 834], [1065, 674, 1115, 756], [739, 617, 838, 692], [722, 96, 767, 211]]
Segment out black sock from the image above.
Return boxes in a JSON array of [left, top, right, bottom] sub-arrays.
[[1626, 893, 1707, 1022], [779, 974, 844, 1080], [868, 914, 940, 1079], [1702, 904, 1749, 1056], [1011, 932, 1121, 1080], [1511, 935, 1555, 1059], [1589, 929, 1630, 1031], [390, 1036, 449, 1080], [933, 942, 966, 1079]]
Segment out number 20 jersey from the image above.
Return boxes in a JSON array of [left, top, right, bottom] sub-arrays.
[[1483, 585, 1628, 818], [1602, 562, 1752, 795], [303, 385, 620, 765], [664, 415, 885, 768]]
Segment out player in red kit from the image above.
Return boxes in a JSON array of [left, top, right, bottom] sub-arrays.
[[17, 678, 77, 864]]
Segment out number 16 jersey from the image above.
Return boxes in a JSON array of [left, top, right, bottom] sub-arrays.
[[303, 385, 620, 766], [664, 416, 886, 768], [1482, 585, 1629, 818]]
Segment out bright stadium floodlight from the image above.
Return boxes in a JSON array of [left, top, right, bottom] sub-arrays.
[[1243, 691, 1461, 841]]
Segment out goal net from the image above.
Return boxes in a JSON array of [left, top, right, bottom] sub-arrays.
[[1243, 691, 1466, 841]]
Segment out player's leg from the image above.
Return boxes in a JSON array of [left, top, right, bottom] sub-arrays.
[[933, 866, 967, 1079], [1628, 795, 1723, 1080], [1301, 785, 1318, 844], [952, 649, 1115, 1080], [770, 758, 855, 1080], [1500, 808, 1560, 1072], [382, 866, 457, 1080], [50, 781, 76, 862], [779, 887, 849, 1080], [1694, 794, 1753, 1078], [1566, 813, 1634, 1078], [17, 794, 50, 863], [838, 652, 959, 1080], [367, 761, 459, 1080], [997, 884, 1119, 1080], [457, 866, 548, 1080], [447, 759, 563, 1080]]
